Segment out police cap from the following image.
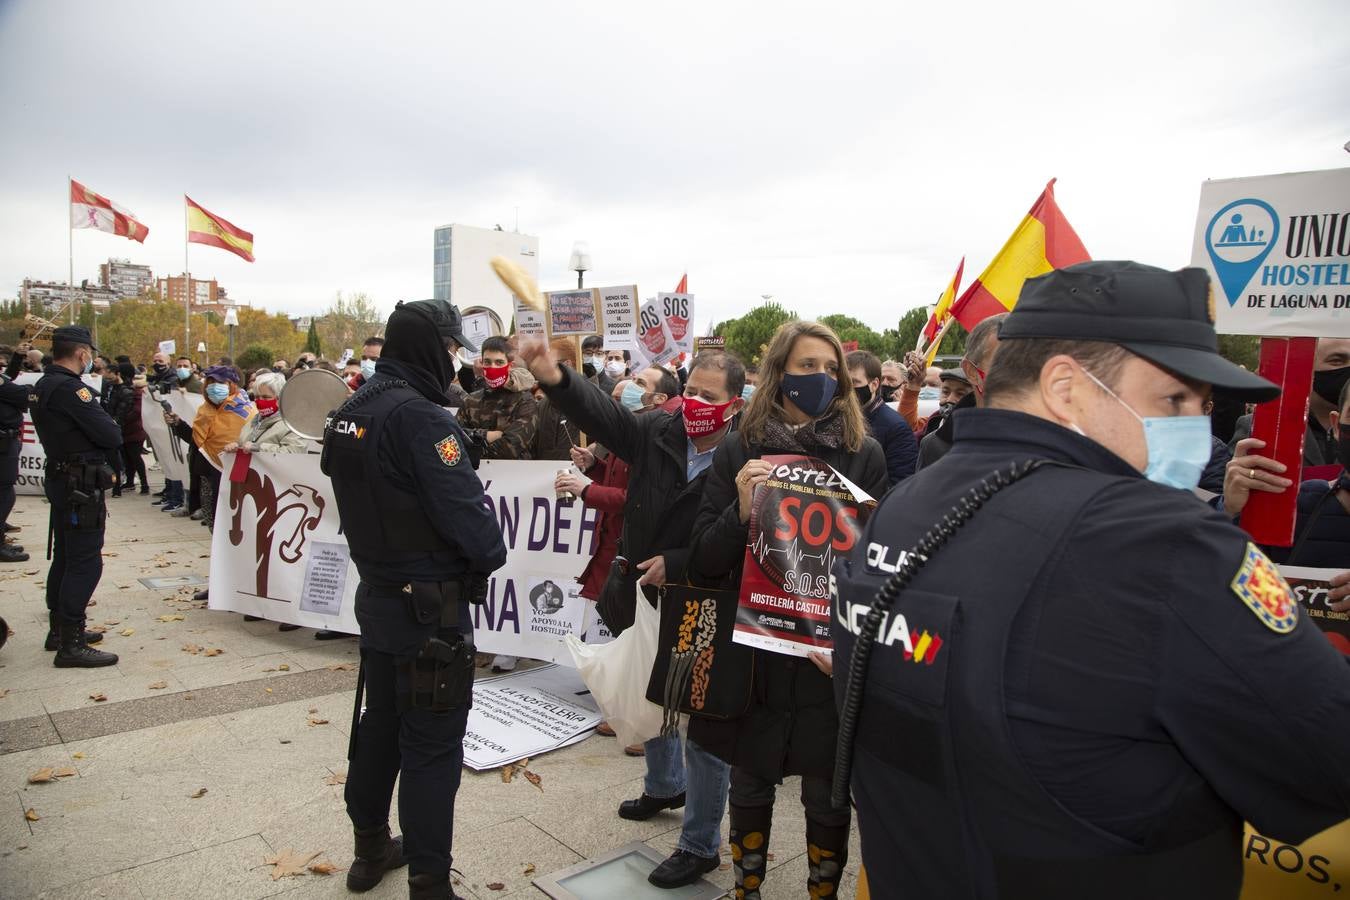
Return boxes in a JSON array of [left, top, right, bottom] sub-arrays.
[[393, 300, 478, 353], [1001, 261, 1279, 402], [51, 325, 97, 352]]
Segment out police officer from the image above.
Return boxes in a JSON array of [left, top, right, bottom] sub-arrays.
[[28, 326, 121, 666], [0, 343, 30, 563], [322, 299, 506, 900], [831, 261, 1350, 899]]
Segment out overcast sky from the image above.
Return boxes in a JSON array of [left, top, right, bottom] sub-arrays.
[[1, 0, 1346, 332]]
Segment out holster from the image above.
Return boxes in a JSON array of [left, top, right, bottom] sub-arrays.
[[397, 636, 475, 712], [407, 576, 489, 627], [62, 461, 113, 531], [0, 427, 17, 453]]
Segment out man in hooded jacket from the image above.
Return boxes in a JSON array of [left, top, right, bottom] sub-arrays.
[[323, 299, 507, 900]]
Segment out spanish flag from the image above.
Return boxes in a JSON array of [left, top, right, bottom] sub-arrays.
[[949, 179, 1088, 330], [186, 196, 254, 262], [919, 257, 964, 364]]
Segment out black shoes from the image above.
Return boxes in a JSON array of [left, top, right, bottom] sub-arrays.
[[617, 792, 686, 821], [0, 544, 29, 562], [648, 849, 720, 888], [348, 824, 408, 892], [408, 872, 461, 900], [45, 629, 104, 650], [53, 625, 118, 668]]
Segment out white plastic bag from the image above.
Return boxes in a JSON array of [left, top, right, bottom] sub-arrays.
[[565, 589, 664, 748]]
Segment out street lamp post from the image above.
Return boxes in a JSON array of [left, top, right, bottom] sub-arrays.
[[224, 306, 239, 359], [568, 241, 591, 289]]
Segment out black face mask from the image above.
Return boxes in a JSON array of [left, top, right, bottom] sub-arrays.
[[854, 385, 873, 407], [152, 363, 166, 373], [879, 384, 898, 403], [1313, 365, 1350, 405], [1337, 424, 1350, 471]]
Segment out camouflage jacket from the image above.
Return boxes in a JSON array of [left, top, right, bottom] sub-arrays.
[[458, 368, 538, 460]]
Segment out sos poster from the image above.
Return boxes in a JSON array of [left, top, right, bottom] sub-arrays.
[[735, 454, 875, 657], [638, 296, 679, 368], [658, 292, 695, 355]]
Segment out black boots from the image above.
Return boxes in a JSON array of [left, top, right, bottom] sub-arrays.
[[45, 612, 103, 651], [347, 824, 408, 892], [53, 624, 118, 668], [729, 804, 773, 900], [805, 816, 850, 899], [409, 872, 461, 900]]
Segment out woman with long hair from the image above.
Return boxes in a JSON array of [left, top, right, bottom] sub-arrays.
[[688, 320, 887, 900]]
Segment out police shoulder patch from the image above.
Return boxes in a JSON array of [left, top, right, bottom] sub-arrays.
[[76, 387, 93, 402], [1230, 542, 1298, 633], [435, 434, 463, 467]]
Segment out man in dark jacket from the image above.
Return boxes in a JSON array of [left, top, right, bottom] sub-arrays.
[[521, 340, 748, 890], [0, 344, 29, 562], [1228, 336, 1350, 467], [848, 350, 917, 486], [917, 313, 1006, 470]]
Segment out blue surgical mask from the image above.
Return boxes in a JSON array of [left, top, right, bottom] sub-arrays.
[[1081, 370, 1211, 490], [741, 384, 756, 402], [360, 359, 377, 379], [176, 367, 192, 381], [780, 372, 837, 419], [82, 355, 94, 375], [621, 381, 645, 411], [205, 383, 230, 405]]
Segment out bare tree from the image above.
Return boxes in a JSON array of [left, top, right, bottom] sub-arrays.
[[316, 291, 384, 360]]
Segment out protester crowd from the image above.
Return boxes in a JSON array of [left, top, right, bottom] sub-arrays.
[[3, 267, 1349, 900]]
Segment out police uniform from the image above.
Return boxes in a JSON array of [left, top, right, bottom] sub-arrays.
[[322, 300, 506, 899], [831, 262, 1350, 899], [27, 326, 121, 667], [0, 360, 29, 561]]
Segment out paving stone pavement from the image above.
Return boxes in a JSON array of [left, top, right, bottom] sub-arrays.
[[0, 489, 861, 899]]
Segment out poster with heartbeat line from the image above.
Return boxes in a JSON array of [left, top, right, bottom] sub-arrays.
[[734, 454, 876, 657]]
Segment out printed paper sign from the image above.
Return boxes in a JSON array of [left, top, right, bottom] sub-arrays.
[[461, 664, 602, 769], [595, 284, 639, 354], [638, 296, 679, 368], [1277, 565, 1350, 655], [299, 541, 350, 616], [158, 339, 177, 356], [546, 289, 601, 338], [658, 293, 695, 354], [734, 454, 875, 657], [1191, 167, 1350, 337], [338, 348, 354, 366], [514, 295, 547, 338]]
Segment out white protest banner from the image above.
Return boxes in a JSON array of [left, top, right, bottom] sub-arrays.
[[595, 284, 640, 355], [210, 453, 612, 662], [158, 339, 176, 356], [1191, 167, 1350, 337], [637, 296, 679, 368], [513, 295, 547, 338], [460, 309, 496, 361], [14, 372, 104, 496], [461, 664, 602, 770], [141, 388, 203, 485], [658, 292, 695, 355], [338, 348, 354, 366]]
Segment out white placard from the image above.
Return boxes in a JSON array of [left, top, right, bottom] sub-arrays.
[[1191, 167, 1350, 337], [299, 541, 350, 616], [637, 296, 679, 368], [461, 664, 602, 770], [158, 339, 177, 356], [338, 348, 354, 366], [658, 292, 695, 355], [460, 310, 496, 361], [595, 284, 639, 354], [513, 295, 546, 338]]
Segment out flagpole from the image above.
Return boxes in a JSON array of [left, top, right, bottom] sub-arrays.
[[184, 197, 191, 355], [68, 175, 75, 324]]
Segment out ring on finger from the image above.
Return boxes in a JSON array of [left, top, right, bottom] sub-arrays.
[[1249, 468, 1257, 480]]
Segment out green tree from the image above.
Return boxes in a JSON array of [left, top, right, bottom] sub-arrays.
[[1218, 334, 1261, 371], [714, 302, 798, 365], [316, 291, 383, 360], [304, 319, 323, 357], [818, 314, 884, 355], [236, 343, 276, 373], [894, 307, 930, 360]]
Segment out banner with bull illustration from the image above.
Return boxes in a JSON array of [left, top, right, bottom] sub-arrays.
[[209, 452, 613, 662], [734, 454, 876, 657]]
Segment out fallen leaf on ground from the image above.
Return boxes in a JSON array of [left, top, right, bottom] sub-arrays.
[[308, 861, 341, 875], [263, 667, 276, 673], [147, 681, 168, 690], [102, 552, 118, 557], [182, 644, 202, 654], [307, 716, 329, 726], [27, 768, 54, 784], [53, 767, 77, 778], [88, 693, 108, 703], [87, 626, 107, 634], [323, 771, 347, 785], [156, 614, 184, 623], [0, 689, 9, 699], [102, 620, 121, 626], [24, 808, 39, 821], [265, 688, 273, 694], [523, 863, 536, 875], [277, 664, 290, 671], [262, 848, 321, 880], [486, 883, 506, 891], [189, 788, 207, 799], [203, 648, 223, 657], [523, 770, 543, 792], [500, 764, 519, 784], [119, 628, 134, 637], [325, 662, 355, 671], [72, 752, 85, 759]]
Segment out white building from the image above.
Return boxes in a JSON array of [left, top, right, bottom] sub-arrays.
[[19, 279, 118, 317], [433, 223, 539, 332], [99, 258, 154, 298]]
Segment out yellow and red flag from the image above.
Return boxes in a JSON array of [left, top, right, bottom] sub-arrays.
[[920, 256, 964, 349], [186, 196, 254, 262], [950, 179, 1088, 330], [70, 179, 149, 243]]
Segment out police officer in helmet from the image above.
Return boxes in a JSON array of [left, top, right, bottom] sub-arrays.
[[831, 262, 1350, 899], [322, 299, 506, 899], [28, 326, 121, 667]]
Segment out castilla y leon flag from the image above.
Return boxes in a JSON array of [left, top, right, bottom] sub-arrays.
[[70, 179, 149, 242], [950, 179, 1089, 330], [186, 196, 254, 262]]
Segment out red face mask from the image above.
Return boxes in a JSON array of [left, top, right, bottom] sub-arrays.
[[255, 397, 280, 418], [682, 396, 736, 437], [484, 364, 510, 389]]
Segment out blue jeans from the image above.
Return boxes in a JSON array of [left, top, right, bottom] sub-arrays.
[[163, 479, 183, 506], [644, 733, 730, 859]]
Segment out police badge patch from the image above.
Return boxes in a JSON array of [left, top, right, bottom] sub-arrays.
[[76, 387, 93, 402], [434, 434, 462, 467], [1230, 542, 1298, 633]]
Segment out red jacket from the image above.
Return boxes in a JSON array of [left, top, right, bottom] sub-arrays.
[[577, 450, 630, 601]]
